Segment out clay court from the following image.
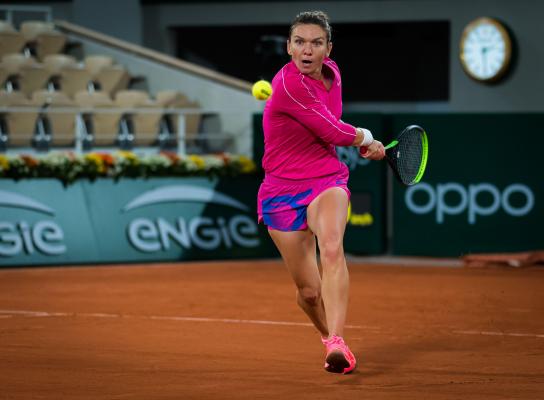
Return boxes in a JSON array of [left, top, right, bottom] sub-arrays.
[[0, 259, 543, 399]]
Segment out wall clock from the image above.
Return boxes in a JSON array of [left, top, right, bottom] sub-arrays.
[[459, 17, 513, 83]]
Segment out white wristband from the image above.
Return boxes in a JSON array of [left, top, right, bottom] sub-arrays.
[[361, 128, 374, 147]]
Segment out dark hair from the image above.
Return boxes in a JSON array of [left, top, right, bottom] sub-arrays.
[[289, 11, 332, 43]]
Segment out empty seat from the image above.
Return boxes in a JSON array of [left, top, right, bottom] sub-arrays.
[[58, 65, 93, 97], [0, 54, 51, 96], [0, 90, 28, 105], [43, 54, 80, 92], [0, 53, 34, 90], [74, 90, 119, 147], [115, 89, 150, 107], [0, 21, 16, 33], [53, 54, 128, 98], [20, 21, 67, 61], [54, 54, 130, 97], [74, 90, 112, 108], [115, 90, 162, 146], [0, 90, 38, 147], [84, 55, 114, 75], [156, 90, 201, 136], [43, 54, 78, 74], [1, 53, 35, 69], [92, 64, 130, 97], [0, 22, 26, 58], [31, 90, 76, 147]]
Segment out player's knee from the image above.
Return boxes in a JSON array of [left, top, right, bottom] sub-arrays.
[[319, 237, 344, 264], [298, 287, 321, 307]]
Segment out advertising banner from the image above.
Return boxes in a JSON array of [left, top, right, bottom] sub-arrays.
[[82, 177, 277, 263], [0, 177, 278, 267], [390, 113, 544, 256], [0, 180, 99, 266]]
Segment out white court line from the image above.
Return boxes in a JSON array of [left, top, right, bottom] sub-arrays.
[[454, 330, 544, 339], [3, 310, 542, 338], [0, 309, 375, 330]]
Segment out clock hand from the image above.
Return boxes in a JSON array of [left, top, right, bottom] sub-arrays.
[[482, 47, 488, 76]]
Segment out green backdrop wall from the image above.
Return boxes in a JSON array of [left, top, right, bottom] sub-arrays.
[[389, 113, 543, 256], [254, 112, 544, 257]]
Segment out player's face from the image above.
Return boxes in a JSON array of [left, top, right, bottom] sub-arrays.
[[287, 24, 332, 80]]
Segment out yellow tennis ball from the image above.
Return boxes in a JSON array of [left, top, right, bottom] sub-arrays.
[[252, 80, 272, 101]]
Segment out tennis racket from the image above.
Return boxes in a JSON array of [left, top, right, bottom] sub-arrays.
[[383, 125, 428, 186]]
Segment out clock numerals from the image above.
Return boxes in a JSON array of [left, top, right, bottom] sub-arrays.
[[460, 17, 512, 83]]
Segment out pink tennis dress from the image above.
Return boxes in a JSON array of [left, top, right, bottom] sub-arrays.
[[257, 58, 357, 231]]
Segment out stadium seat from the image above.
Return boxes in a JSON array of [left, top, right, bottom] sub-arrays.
[[48, 55, 129, 98], [84, 55, 114, 75], [74, 90, 112, 107], [74, 90, 119, 147], [156, 90, 201, 149], [19, 65, 51, 97], [20, 21, 67, 61], [58, 65, 93, 97], [0, 53, 51, 96], [43, 54, 79, 92], [32, 90, 76, 147], [0, 21, 15, 32], [115, 89, 150, 107], [0, 90, 38, 147], [0, 53, 34, 91], [92, 64, 130, 97], [0, 21, 26, 59], [43, 54, 78, 73], [115, 89, 162, 146]]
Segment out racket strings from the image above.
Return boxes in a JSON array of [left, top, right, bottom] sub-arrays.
[[396, 129, 423, 184]]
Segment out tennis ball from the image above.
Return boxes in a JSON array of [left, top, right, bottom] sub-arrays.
[[252, 80, 272, 101]]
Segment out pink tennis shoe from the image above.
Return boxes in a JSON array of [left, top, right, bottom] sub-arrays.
[[321, 335, 357, 374]]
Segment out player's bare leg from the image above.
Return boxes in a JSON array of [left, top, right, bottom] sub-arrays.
[[307, 187, 356, 373], [307, 187, 350, 337], [268, 229, 329, 338]]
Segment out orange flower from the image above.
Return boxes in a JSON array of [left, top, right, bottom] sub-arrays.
[[160, 151, 180, 163], [218, 152, 230, 165], [98, 153, 115, 166], [20, 154, 39, 167]]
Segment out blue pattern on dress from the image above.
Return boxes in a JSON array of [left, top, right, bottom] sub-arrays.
[[262, 189, 312, 231]]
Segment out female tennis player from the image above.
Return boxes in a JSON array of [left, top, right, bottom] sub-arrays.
[[257, 11, 385, 374]]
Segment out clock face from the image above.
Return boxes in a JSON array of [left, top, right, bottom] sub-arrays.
[[460, 17, 512, 82]]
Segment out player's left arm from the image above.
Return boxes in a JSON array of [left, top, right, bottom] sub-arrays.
[[281, 74, 357, 146]]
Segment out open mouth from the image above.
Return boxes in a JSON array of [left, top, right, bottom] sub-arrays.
[[302, 60, 312, 66]]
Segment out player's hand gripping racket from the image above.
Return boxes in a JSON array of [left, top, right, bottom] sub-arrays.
[[384, 125, 428, 186]]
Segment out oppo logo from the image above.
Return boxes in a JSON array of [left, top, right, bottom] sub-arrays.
[[0, 190, 66, 256], [405, 182, 534, 224], [124, 185, 260, 252]]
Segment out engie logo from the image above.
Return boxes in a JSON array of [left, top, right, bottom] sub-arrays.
[[405, 182, 535, 224], [0, 190, 67, 256], [123, 185, 260, 252]]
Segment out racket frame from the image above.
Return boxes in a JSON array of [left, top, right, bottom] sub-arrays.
[[384, 124, 428, 186]]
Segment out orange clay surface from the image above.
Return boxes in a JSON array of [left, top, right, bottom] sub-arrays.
[[0, 259, 543, 399]]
